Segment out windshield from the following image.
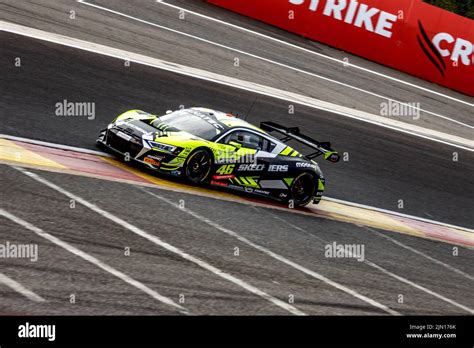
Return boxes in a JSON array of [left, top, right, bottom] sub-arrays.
[[152, 110, 225, 140]]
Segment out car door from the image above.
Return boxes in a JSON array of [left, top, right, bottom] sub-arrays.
[[215, 130, 275, 188]]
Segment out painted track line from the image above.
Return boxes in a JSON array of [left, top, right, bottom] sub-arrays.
[[1, 22, 472, 150], [0, 134, 112, 157], [156, 0, 473, 107], [0, 207, 188, 315], [143, 188, 400, 315], [369, 228, 474, 282], [269, 213, 474, 314], [13, 166, 305, 316], [364, 259, 473, 314], [323, 197, 474, 232], [78, 0, 473, 129], [0, 272, 45, 302]]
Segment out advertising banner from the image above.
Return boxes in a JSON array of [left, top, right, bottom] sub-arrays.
[[207, 0, 474, 96]]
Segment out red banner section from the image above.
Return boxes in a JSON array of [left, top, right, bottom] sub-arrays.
[[207, 0, 474, 96]]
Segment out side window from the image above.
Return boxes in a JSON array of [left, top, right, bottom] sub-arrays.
[[262, 138, 277, 152], [223, 131, 264, 150]]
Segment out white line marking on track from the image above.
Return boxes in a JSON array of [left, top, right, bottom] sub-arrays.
[[0, 272, 46, 302], [143, 189, 400, 315], [13, 166, 304, 316], [364, 259, 474, 314], [78, 0, 473, 129], [0, 206, 188, 315], [269, 214, 474, 314], [1, 21, 472, 150], [370, 229, 474, 281], [0, 134, 112, 157], [157, 0, 473, 107]]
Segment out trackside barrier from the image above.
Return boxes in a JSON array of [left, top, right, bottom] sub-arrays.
[[207, 0, 474, 96]]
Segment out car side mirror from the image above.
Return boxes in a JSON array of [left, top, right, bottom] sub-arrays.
[[228, 141, 242, 150]]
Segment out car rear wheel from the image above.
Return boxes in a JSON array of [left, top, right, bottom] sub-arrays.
[[184, 149, 213, 184], [289, 172, 316, 207]]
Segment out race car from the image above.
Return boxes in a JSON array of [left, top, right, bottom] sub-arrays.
[[97, 107, 340, 207]]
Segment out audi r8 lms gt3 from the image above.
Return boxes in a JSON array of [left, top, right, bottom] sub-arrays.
[[97, 107, 340, 207]]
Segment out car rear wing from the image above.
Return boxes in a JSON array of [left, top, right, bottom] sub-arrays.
[[260, 121, 340, 162]]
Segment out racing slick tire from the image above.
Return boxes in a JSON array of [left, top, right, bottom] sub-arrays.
[[289, 172, 317, 207], [184, 148, 213, 184]]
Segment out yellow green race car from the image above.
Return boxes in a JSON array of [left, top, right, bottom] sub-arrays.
[[97, 107, 340, 207]]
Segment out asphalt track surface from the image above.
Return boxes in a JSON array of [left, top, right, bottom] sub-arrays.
[[1, 165, 473, 315], [0, 0, 473, 138], [0, 2, 473, 316], [2, 32, 473, 227]]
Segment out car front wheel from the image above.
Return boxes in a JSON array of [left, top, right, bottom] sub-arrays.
[[184, 149, 213, 184]]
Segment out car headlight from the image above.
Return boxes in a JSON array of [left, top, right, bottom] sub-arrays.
[[147, 141, 182, 155]]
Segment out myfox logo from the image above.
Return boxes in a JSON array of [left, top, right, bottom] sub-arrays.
[[289, 0, 398, 38], [418, 21, 473, 76]]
